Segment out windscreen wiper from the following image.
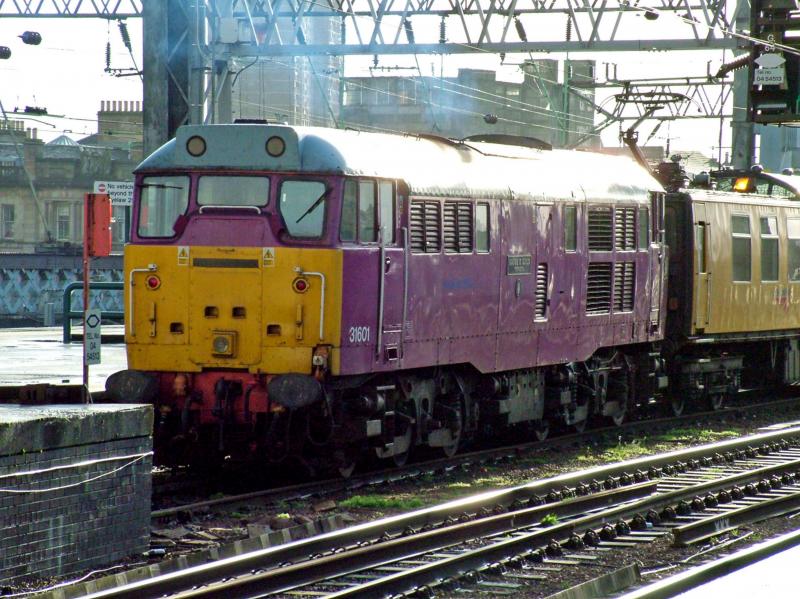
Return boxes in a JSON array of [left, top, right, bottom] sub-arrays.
[[139, 183, 184, 190], [295, 190, 328, 224]]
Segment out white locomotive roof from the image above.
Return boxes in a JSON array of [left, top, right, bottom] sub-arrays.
[[136, 124, 662, 202]]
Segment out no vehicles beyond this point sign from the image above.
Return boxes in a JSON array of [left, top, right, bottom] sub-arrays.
[[84, 308, 102, 365]]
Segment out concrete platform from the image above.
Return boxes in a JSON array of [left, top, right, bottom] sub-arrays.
[[0, 403, 150, 455], [0, 403, 152, 585], [0, 326, 127, 393]]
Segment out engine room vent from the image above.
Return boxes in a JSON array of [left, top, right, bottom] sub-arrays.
[[410, 200, 442, 253], [587, 262, 613, 314], [535, 263, 548, 319], [588, 208, 613, 251], [443, 201, 474, 253], [615, 208, 636, 250], [614, 261, 635, 312]]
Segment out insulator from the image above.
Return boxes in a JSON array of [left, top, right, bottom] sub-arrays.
[[403, 18, 415, 45], [439, 17, 447, 44], [118, 20, 132, 51], [514, 18, 527, 42], [0, 46, 10, 60], [483, 113, 498, 124], [566, 17, 572, 42], [340, 16, 346, 44], [20, 31, 42, 45], [105, 42, 111, 70]]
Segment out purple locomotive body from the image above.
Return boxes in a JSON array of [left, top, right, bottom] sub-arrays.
[[117, 124, 666, 470]]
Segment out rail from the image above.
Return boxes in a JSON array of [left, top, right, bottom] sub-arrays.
[[62, 281, 124, 343]]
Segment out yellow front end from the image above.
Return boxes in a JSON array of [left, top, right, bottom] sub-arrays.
[[125, 245, 343, 375]]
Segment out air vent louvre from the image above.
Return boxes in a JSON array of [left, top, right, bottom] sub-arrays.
[[587, 262, 613, 314], [615, 208, 636, 250], [535, 263, 548, 318], [444, 201, 473, 253], [410, 200, 441, 253], [588, 208, 613, 251], [614, 262, 635, 312]]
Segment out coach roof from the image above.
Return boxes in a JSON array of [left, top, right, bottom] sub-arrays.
[[137, 124, 662, 202]]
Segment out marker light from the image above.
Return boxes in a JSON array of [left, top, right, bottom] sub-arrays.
[[186, 135, 206, 157], [146, 275, 161, 290], [733, 177, 750, 192], [292, 277, 309, 293], [266, 136, 286, 157]]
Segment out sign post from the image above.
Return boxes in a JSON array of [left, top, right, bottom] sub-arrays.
[[82, 193, 112, 402]]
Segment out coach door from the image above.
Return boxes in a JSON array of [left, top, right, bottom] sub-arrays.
[[377, 181, 404, 363], [693, 202, 710, 330]]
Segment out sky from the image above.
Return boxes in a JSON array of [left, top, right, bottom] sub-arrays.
[[0, 16, 736, 159]]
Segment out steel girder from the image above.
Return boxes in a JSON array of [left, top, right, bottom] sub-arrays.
[[206, 0, 742, 56], [568, 78, 732, 147], [0, 1, 742, 54]]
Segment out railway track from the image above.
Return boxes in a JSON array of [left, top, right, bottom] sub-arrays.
[[73, 423, 800, 599], [151, 392, 800, 520]]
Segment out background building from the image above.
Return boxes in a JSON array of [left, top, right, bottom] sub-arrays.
[[0, 101, 141, 255], [340, 60, 598, 147]]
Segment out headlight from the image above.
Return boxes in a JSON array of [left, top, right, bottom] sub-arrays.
[[212, 332, 236, 356]]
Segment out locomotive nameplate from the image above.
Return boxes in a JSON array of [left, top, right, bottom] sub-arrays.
[[507, 255, 532, 275]]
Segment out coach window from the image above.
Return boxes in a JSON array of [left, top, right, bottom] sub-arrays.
[[731, 214, 752, 282], [564, 205, 577, 251], [138, 175, 189, 237], [760, 217, 779, 282], [638, 208, 649, 250], [279, 180, 327, 239], [788, 219, 800, 281], [476, 203, 490, 252], [379, 181, 395, 244]]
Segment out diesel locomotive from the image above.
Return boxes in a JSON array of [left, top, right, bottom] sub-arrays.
[[106, 123, 800, 472]]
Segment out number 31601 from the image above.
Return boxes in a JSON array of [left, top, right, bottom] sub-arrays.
[[348, 326, 371, 343]]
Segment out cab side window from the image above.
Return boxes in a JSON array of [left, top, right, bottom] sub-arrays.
[[379, 181, 395, 244], [340, 179, 396, 244], [359, 181, 377, 242]]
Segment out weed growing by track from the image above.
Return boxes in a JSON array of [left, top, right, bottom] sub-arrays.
[[338, 494, 424, 511]]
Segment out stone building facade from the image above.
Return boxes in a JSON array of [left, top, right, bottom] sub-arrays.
[[0, 101, 141, 255]]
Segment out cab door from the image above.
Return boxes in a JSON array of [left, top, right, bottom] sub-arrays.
[[648, 193, 666, 334], [693, 203, 710, 331], [377, 181, 404, 363]]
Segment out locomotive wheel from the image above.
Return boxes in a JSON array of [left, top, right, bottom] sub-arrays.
[[333, 449, 357, 479], [611, 407, 627, 427], [375, 424, 414, 467], [441, 406, 463, 458], [709, 393, 725, 411], [670, 396, 686, 417]]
